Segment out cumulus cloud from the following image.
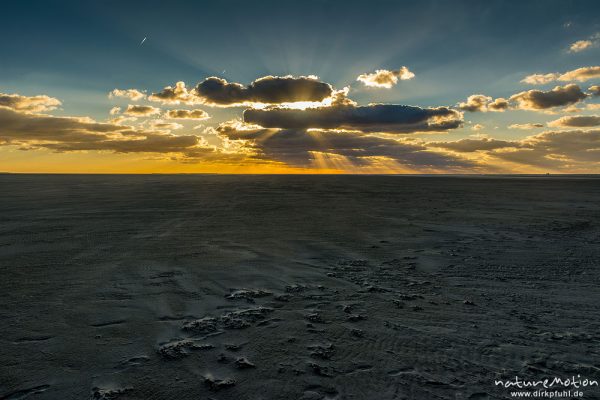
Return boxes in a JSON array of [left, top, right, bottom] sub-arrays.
[[488, 98, 510, 111], [148, 81, 199, 105], [457, 95, 489, 112], [109, 88, 146, 101], [508, 123, 544, 130], [509, 84, 588, 110], [356, 67, 415, 88], [243, 104, 463, 133], [123, 104, 161, 116], [471, 124, 484, 131], [0, 92, 61, 112], [194, 75, 333, 106], [547, 115, 600, 127], [457, 95, 508, 112], [589, 85, 600, 96], [164, 109, 210, 120], [216, 121, 473, 170], [109, 106, 121, 115]]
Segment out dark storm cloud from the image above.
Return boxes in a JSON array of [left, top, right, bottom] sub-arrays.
[[216, 123, 474, 169], [243, 104, 462, 133], [195, 76, 334, 106], [510, 84, 588, 110]]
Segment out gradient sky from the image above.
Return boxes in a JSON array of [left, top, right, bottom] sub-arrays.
[[1, 0, 600, 173]]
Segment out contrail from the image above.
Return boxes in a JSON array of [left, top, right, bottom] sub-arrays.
[[140, 37, 147, 45]]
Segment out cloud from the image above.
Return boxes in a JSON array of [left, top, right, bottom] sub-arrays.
[[424, 129, 600, 172], [428, 138, 518, 152], [430, 129, 600, 170], [457, 95, 489, 112], [457, 95, 508, 112], [521, 129, 600, 158], [509, 84, 588, 110], [216, 121, 474, 170], [558, 66, 600, 82], [148, 81, 199, 105], [109, 88, 146, 101], [494, 129, 600, 168], [243, 104, 462, 133], [194, 75, 333, 106], [569, 40, 594, 53], [488, 98, 509, 111], [148, 119, 184, 130], [0, 105, 213, 158], [0, 92, 61, 112], [109, 106, 121, 115], [471, 124, 484, 131], [123, 104, 161, 116], [520, 73, 560, 85], [356, 67, 415, 88], [521, 66, 600, 85], [508, 123, 544, 130], [109, 116, 137, 125], [589, 85, 600, 96], [0, 106, 131, 143], [40, 133, 203, 154], [547, 115, 600, 127], [164, 109, 210, 120], [568, 33, 599, 53]]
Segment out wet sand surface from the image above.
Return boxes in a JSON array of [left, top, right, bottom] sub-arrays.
[[1, 175, 599, 399]]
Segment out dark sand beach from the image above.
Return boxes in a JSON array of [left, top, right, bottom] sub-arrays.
[[1, 175, 599, 399]]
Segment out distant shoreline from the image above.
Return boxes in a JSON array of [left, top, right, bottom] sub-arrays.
[[0, 172, 599, 178]]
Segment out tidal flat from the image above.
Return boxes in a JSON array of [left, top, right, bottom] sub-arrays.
[[1, 174, 599, 399]]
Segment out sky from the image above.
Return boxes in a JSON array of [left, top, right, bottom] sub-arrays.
[[1, 0, 600, 173]]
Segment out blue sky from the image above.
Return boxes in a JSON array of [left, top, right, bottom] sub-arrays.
[[1, 0, 599, 173]]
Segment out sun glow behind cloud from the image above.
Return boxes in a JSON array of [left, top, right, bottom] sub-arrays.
[[2, 1, 600, 174]]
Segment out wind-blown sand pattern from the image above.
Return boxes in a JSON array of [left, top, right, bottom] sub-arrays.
[[1, 175, 599, 399]]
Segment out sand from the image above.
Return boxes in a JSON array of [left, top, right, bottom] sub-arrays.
[[0, 175, 599, 399]]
